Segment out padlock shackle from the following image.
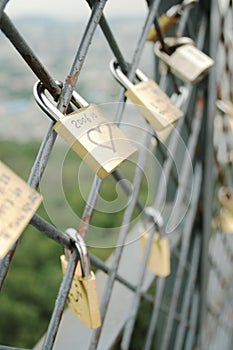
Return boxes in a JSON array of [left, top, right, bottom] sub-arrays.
[[65, 228, 91, 277], [167, 0, 198, 17], [144, 206, 165, 236], [33, 80, 89, 122], [182, 0, 199, 9], [110, 59, 149, 91], [170, 86, 190, 109], [154, 36, 194, 59]]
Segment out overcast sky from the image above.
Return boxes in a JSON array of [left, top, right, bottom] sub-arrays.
[[6, 0, 147, 19]]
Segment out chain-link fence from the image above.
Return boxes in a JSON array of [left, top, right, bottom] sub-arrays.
[[0, 0, 232, 349]]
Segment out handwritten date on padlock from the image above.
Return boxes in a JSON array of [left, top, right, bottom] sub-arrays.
[[0, 161, 42, 259], [125, 80, 184, 131], [54, 104, 136, 179]]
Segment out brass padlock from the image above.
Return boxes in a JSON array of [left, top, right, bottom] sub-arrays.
[[154, 37, 214, 83], [140, 207, 170, 277], [218, 187, 233, 216], [215, 208, 233, 234], [216, 99, 233, 117], [110, 60, 184, 131], [33, 81, 136, 179], [0, 161, 42, 259], [60, 228, 101, 328], [147, 0, 198, 42]]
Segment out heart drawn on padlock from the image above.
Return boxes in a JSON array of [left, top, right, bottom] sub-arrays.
[[87, 122, 116, 153]]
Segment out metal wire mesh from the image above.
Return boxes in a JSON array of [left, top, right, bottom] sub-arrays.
[[201, 1, 233, 349], [0, 0, 232, 349]]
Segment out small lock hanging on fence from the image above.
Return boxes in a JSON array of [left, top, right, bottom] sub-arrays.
[[213, 187, 233, 234], [0, 161, 42, 259], [218, 187, 233, 215], [154, 36, 214, 83], [140, 207, 170, 277], [60, 228, 101, 328], [216, 99, 233, 118], [215, 208, 233, 234], [218, 187, 233, 234], [147, 0, 198, 42], [110, 60, 184, 131], [33, 81, 136, 179]]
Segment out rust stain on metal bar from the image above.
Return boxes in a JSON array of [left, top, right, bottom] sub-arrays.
[[78, 213, 93, 238], [65, 71, 80, 89]]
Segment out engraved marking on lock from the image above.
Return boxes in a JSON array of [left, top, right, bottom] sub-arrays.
[[70, 111, 99, 129], [87, 122, 116, 153], [54, 104, 136, 179], [0, 161, 42, 259]]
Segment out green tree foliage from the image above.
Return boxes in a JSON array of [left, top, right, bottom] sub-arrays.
[[0, 140, 148, 348]]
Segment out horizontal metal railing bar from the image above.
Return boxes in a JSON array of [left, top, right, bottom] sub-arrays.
[[30, 214, 72, 249]]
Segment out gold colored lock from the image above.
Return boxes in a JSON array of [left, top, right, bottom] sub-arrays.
[[216, 99, 233, 117], [141, 231, 170, 277], [147, 15, 179, 42], [140, 207, 170, 277], [110, 60, 184, 131], [34, 81, 136, 179], [0, 161, 42, 259], [60, 228, 101, 328], [218, 187, 233, 216], [154, 37, 214, 83], [216, 208, 233, 234], [147, 0, 198, 42]]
